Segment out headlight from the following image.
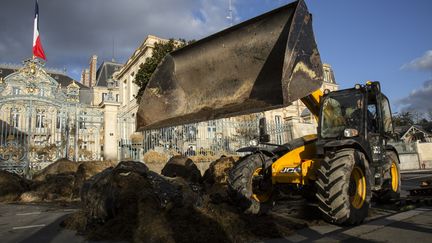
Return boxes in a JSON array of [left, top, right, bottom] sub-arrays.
[[249, 139, 258, 146], [344, 128, 359, 138]]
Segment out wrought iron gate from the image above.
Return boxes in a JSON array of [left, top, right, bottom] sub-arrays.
[[0, 59, 106, 177], [0, 99, 104, 176]]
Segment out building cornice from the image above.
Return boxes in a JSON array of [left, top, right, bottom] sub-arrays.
[[115, 35, 168, 79]]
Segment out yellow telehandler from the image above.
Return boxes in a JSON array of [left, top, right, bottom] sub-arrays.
[[136, 0, 400, 225]]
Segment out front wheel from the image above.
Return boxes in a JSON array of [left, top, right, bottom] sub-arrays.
[[316, 149, 371, 225], [228, 153, 273, 214]]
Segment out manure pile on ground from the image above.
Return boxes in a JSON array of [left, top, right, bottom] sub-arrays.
[[62, 156, 307, 243], [0, 158, 116, 203], [0, 170, 31, 202]]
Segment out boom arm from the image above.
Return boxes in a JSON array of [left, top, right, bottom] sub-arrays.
[[300, 89, 323, 121]]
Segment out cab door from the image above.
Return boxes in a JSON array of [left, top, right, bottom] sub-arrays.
[[366, 94, 385, 164]]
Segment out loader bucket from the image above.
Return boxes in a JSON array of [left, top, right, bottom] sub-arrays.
[[137, 0, 323, 130]]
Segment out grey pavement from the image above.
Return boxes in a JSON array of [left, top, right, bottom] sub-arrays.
[[0, 203, 124, 243], [267, 207, 432, 243], [0, 203, 83, 243]]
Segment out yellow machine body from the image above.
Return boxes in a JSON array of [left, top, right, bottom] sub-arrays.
[[271, 135, 321, 185], [271, 89, 323, 186]]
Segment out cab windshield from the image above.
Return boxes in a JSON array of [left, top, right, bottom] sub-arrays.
[[320, 93, 364, 138]]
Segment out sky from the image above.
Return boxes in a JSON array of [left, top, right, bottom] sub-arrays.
[[0, 0, 431, 114]]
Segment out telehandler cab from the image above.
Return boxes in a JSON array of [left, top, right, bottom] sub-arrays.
[[135, 0, 400, 225]]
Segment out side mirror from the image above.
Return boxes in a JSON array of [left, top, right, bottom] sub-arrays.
[[259, 118, 270, 143]]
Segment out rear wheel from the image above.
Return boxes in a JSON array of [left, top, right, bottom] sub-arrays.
[[375, 151, 400, 203], [316, 149, 371, 225], [228, 153, 273, 214]]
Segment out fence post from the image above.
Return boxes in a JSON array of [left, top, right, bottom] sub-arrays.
[[415, 141, 423, 169]]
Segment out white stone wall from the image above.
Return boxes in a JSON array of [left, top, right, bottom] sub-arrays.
[[115, 35, 169, 143], [91, 86, 119, 106], [417, 142, 432, 168], [399, 154, 421, 170], [102, 102, 120, 160]]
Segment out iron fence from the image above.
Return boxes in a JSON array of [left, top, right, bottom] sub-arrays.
[[118, 117, 301, 161], [0, 99, 103, 176]]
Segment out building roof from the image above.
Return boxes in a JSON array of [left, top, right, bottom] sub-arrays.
[[49, 72, 88, 89], [95, 61, 123, 87], [0, 67, 15, 78], [400, 124, 432, 142], [0, 64, 88, 90]]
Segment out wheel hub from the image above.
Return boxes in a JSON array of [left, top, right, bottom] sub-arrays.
[[251, 168, 272, 202], [390, 161, 399, 192], [349, 166, 366, 209]]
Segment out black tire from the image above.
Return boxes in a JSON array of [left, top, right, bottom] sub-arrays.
[[228, 153, 272, 214], [375, 151, 401, 203], [315, 149, 371, 225]]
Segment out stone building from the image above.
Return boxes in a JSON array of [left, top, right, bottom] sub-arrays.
[[79, 55, 122, 106], [0, 59, 104, 175], [114, 35, 169, 141], [79, 55, 123, 160]]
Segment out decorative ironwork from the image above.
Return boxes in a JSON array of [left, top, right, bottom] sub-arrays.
[[0, 135, 25, 162], [0, 58, 104, 176]]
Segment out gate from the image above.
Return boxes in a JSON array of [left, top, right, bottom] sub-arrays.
[[0, 99, 104, 176], [0, 59, 104, 177]]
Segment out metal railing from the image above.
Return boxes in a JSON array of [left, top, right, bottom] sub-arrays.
[[118, 117, 302, 161]]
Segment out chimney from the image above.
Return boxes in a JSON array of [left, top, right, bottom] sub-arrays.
[[89, 55, 98, 87], [81, 68, 90, 86]]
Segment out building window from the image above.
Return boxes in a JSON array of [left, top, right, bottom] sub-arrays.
[[102, 93, 107, 101], [275, 115, 282, 144], [79, 118, 86, 129], [36, 113, 45, 128], [12, 87, 20, 95], [275, 115, 281, 125], [10, 109, 19, 128], [56, 116, 62, 129], [116, 94, 119, 102], [207, 121, 216, 139], [40, 89, 45, 96]]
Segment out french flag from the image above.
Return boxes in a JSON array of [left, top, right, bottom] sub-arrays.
[[33, 0, 46, 60]]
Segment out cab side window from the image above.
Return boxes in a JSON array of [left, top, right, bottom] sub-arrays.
[[367, 102, 378, 132], [381, 96, 393, 133]]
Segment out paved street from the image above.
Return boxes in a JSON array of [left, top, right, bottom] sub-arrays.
[[269, 207, 432, 243], [0, 203, 86, 243], [266, 169, 432, 242]]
